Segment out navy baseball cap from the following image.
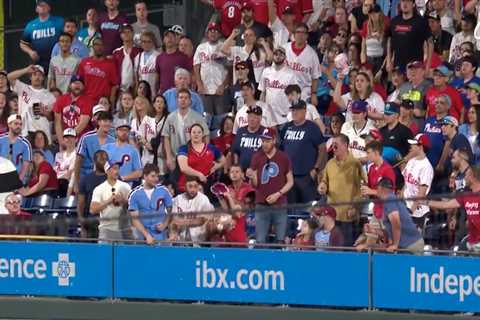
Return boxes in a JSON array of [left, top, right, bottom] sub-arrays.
[[384, 102, 400, 115], [70, 75, 84, 84], [290, 100, 307, 110], [351, 100, 368, 113]]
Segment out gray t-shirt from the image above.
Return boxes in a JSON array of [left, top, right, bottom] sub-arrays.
[[132, 22, 162, 49], [383, 193, 423, 248], [48, 54, 80, 94], [397, 79, 432, 111], [161, 109, 209, 156]]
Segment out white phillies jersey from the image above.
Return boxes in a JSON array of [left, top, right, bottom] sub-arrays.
[[173, 192, 214, 242], [340, 120, 375, 159], [53, 150, 76, 180], [134, 50, 160, 94], [271, 18, 294, 48], [341, 92, 385, 122], [283, 42, 321, 100], [193, 41, 228, 95], [402, 157, 434, 218], [232, 101, 275, 134], [286, 103, 321, 122], [131, 115, 157, 165], [258, 65, 298, 126], [230, 46, 266, 83]]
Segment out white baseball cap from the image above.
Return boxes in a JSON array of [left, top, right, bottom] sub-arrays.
[[63, 128, 77, 137], [7, 114, 22, 124], [33, 65, 45, 74], [92, 104, 107, 115]]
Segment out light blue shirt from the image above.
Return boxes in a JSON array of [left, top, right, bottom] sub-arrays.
[[51, 38, 90, 59], [163, 88, 205, 114]]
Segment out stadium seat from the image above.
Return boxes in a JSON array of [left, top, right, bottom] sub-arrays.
[[27, 194, 54, 214], [52, 196, 77, 216]]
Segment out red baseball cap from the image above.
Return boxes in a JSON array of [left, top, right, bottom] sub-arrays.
[[241, 1, 253, 11], [207, 22, 220, 31], [260, 127, 277, 140], [312, 206, 337, 220], [408, 133, 431, 149]]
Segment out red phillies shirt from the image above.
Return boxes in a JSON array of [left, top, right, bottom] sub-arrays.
[[29, 161, 59, 190], [77, 57, 119, 103], [214, 0, 243, 37], [53, 94, 94, 133], [368, 161, 396, 219], [425, 85, 463, 120], [276, 0, 313, 23], [456, 194, 480, 244], [212, 133, 235, 155], [250, 0, 269, 25]]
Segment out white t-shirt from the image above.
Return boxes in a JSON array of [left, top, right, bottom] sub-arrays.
[[258, 65, 298, 126], [341, 92, 385, 122], [271, 18, 293, 48], [340, 120, 376, 159], [14, 80, 55, 143], [53, 150, 76, 180], [193, 41, 228, 95], [91, 179, 132, 232], [131, 115, 157, 165], [230, 46, 267, 83], [134, 50, 160, 94], [173, 192, 214, 242], [402, 157, 434, 218], [283, 42, 321, 100], [286, 103, 321, 122], [232, 101, 276, 134]]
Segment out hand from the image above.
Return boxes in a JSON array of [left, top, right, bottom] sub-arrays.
[[246, 168, 255, 180], [386, 244, 398, 253], [360, 185, 373, 196], [215, 85, 225, 96], [145, 233, 155, 245], [317, 182, 327, 195], [144, 142, 153, 151], [198, 173, 208, 183], [39, 103, 50, 116], [209, 164, 218, 175], [156, 222, 168, 232], [231, 28, 241, 38], [266, 192, 281, 205], [29, 51, 40, 62], [166, 158, 176, 172], [310, 94, 318, 107], [386, 58, 393, 73], [346, 208, 357, 219], [435, 164, 444, 173], [337, 72, 345, 82], [310, 169, 317, 180], [258, 37, 266, 47]]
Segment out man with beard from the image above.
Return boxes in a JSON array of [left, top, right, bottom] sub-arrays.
[[236, 1, 272, 46], [53, 75, 94, 147], [258, 46, 297, 127], [0, 115, 32, 181]]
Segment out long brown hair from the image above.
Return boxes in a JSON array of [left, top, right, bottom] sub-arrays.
[[351, 72, 374, 100], [367, 11, 385, 38]]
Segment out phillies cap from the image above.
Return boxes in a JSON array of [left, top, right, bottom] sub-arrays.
[[361, 128, 384, 141], [408, 133, 431, 148], [407, 61, 424, 69], [104, 160, 121, 172], [384, 102, 400, 115], [92, 104, 107, 115], [115, 119, 131, 129], [440, 115, 459, 127], [351, 100, 368, 113], [63, 128, 76, 137], [169, 24, 184, 35], [260, 127, 276, 140], [290, 100, 307, 110], [207, 22, 220, 31], [377, 177, 395, 190], [120, 23, 133, 32], [312, 206, 337, 220], [283, 6, 295, 14], [241, 1, 254, 11], [70, 74, 84, 84], [246, 105, 263, 115], [7, 114, 22, 124]]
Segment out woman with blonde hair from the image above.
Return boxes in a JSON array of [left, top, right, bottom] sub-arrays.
[[131, 96, 157, 165]]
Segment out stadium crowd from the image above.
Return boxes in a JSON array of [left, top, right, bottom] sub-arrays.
[[0, 0, 479, 253]]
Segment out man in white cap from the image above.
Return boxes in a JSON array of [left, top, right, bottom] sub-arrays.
[[90, 160, 131, 242], [0, 115, 32, 181], [7, 64, 55, 142]]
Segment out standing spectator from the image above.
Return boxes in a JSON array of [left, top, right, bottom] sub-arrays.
[[31, 130, 54, 165], [0, 92, 10, 135], [0, 70, 12, 96], [340, 100, 375, 160], [212, 116, 235, 157], [112, 24, 142, 93], [131, 96, 156, 165], [48, 32, 81, 94], [152, 95, 169, 170], [194, 22, 229, 126], [134, 31, 160, 94], [50, 18, 89, 59], [275, 0, 313, 24], [231, 105, 266, 171], [177, 124, 225, 192], [449, 14, 477, 63], [427, 11, 453, 62], [179, 36, 195, 63], [312, 206, 345, 247], [53, 128, 77, 197], [450, 56, 480, 108], [280, 100, 326, 204], [201, 0, 242, 38], [77, 37, 119, 105], [350, 0, 375, 33], [258, 46, 298, 127], [22, 149, 59, 197], [224, 61, 251, 113], [131, 1, 162, 48], [425, 65, 463, 121], [74, 111, 115, 188], [102, 120, 143, 185], [162, 89, 209, 173], [76, 8, 101, 50], [247, 128, 294, 243], [0, 115, 32, 181], [403, 133, 434, 227], [380, 102, 414, 157], [386, 0, 433, 71], [7, 65, 55, 142], [162, 69, 205, 115], [155, 28, 192, 94], [267, 0, 296, 48], [283, 23, 321, 104], [319, 134, 365, 246], [423, 94, 448, 168], [431, 0, 455, 35], [237, 1, 273, 43], [20, 0, 64, 72], [285, 84, 325, 132], [77, 150, 108, 238], [53, 75, 94, 146], [399, 99, 420, 135], [97, 0, 129, 56], [377, 177, 425, 253], [129, 164, 173, 244], [459, 104, 480, 164], [90, 160, 131, 242], [360, 5, 386, 74]]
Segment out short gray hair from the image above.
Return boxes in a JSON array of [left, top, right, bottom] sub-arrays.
[[175, 68, 191, 79]]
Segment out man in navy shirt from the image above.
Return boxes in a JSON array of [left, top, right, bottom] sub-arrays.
[[441, 116, 473, 181], [280, 100, 326, 203], [231, 105, 266, 171], [423, 94, 449, 168]]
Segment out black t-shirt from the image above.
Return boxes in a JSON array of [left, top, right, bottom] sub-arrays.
[[79, 172, 107, 217], [445, 133, 474, 174], [432, 30, 453, 55], [380, 122, 414, 156], [351, 6, 369, 31], [388, 13, 431, 67]]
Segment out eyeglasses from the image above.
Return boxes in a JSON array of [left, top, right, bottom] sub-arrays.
[[6, 199, 20, 205]]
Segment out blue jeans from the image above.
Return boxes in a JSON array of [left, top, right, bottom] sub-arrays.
[[255, 205, 288, 244]]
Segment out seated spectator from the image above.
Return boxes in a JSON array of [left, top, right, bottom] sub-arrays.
[[31, 130, 54, 165], [377, 177, 425, 253], [90, 161, 131, 243], [459, 104, 480, 164], [53, 128, 77, 197], [163, 68, 205, 114], [0, 92, 11, 135], [0, 193, 32, 235], [292, 218, 318, 249], [312, 206, 344, 248], [21, 149, 59, 198], [177, 123, 225, 192]]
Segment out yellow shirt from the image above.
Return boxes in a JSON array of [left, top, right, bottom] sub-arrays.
[[322, 154, 364, 222]]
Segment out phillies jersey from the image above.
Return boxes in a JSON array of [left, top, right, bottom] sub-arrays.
[[258, 64, 298, 126], [340, 120, 375, 159], [134, 50, 160, 94], [402, 157, 434, 218], [77, 57, 119, 103], [214, 0, 243, 37], [367, 161, 396, 219], [101, 142, 142, 184], [53, 93, 94, 132], [456, 194, 480, 245], [128, 184, 173, 240], [77, 130, 116, 177], [193, 41, 228, 95], [0, 135, 32, 174], [276, 0, 313, 23], [283, 42, 321, 100]]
